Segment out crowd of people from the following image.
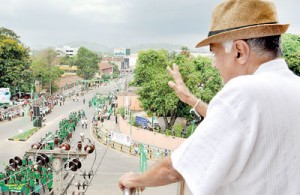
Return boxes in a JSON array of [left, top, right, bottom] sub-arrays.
[[0, 110, 88, 194], [0, 94, 66, 122]]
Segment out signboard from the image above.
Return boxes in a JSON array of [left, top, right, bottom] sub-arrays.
[[0, 88, 11, 103], [114, 48, 130, 57], [110, 131, 131, 146]]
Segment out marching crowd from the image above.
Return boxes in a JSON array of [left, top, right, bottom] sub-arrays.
[[0, 94, 66, 122], [0, 110, 88, 194]]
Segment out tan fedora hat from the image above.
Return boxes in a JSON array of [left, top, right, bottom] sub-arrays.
[[196, 0, 289, 47]]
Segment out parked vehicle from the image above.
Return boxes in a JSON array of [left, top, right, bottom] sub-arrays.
[[135, 116, 161, 131]]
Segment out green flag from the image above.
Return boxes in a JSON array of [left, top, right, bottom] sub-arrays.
[[191, 120, 195, 134], [139, 144, 148, 172]]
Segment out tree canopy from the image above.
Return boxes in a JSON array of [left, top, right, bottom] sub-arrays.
[[75, 47, 99, 80], [31, 48, 63, 93], [282, 33, 300, 76], [0, 27, 32, 94], [133, 50, 222, 130]]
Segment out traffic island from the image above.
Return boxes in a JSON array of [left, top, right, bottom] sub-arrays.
[[8, 127, 40, 141]]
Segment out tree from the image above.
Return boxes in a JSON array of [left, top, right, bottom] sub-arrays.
[[180, 46, 190, 57], [135, 50, 222, 131], [282, 33, 300, 76], [111, 62, 120, 78], [0, 27, 20, 42], [75, 47, 99, 80], [132, 49, 168, 86], [59, 55, 75, 66], [31, 48, 63, 93], [0, 27, 32, 94]]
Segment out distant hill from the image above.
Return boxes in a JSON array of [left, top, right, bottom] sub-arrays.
[[32, 41, 207, 55], [58, 41, 185, 54]]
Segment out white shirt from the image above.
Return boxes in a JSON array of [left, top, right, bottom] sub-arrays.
[[172, 59, 300, 195]]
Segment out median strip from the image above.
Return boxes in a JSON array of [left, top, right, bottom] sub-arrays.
[[8, 127, 40, 141]]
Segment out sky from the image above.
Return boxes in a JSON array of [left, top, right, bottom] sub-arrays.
[[0, 0, 299, 51]]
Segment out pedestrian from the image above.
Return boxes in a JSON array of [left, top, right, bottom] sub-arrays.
[[81, 118, 85, 129], [84, 118, 88, 129], [33, 181, 40, 195], [118, 1, 300, 195]]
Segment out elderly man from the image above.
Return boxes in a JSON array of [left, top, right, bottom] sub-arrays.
[[119, 0, 300, 195]]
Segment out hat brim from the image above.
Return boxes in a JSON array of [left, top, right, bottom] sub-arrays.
[[196, 24, 289, 48]]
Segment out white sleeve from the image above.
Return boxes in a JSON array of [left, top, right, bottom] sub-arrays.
[[171, 83, 259, 195]]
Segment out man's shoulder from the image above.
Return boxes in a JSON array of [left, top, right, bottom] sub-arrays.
[[211, 75, 268, 110], [217, 75, 259, 98]]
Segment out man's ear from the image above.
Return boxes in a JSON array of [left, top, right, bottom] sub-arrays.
[[233, 40, 250, 64]]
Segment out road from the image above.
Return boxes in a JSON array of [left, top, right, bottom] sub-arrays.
[[0, 78, 191, 195]]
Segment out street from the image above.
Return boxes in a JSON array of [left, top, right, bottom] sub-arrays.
[[0, 79, 186, 195]]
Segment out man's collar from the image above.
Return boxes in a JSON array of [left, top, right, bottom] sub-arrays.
[[254, 58, 288, 75]]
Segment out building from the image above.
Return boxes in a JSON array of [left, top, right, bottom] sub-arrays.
[[128, 54, 138, 69], [55, 46, 79, 57], [98, 61, 114, 75]]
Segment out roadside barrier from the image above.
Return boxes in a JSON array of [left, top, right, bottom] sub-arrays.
[[93, 126, 172, 160]]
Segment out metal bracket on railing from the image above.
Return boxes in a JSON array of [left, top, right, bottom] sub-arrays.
[[123, 188, 136, 195]]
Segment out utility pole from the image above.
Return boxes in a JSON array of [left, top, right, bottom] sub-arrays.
[[26, 148, 88, 195]]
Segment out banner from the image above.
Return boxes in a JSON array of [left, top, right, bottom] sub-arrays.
[[4, 184, 26, 192], [0, 88, 11, 104], [110, 131, 131, 146]]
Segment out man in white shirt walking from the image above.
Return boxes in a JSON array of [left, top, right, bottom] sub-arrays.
[[118, 1, 300, 195]]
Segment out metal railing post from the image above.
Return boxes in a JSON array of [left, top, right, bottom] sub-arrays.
[[123, 188, 136, 195]]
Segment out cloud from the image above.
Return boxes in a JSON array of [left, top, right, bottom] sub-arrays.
[[0, 0, 298, 50]]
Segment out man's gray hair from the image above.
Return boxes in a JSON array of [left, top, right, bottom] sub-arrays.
[[222, 40, 234, 53], [222, 36, 282, 59]]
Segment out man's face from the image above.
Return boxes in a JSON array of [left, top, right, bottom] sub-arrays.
[[210, 42, 238, 84]]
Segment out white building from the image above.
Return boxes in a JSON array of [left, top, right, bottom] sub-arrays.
[[55, 46, 79, 57], [128, 54, 138, 69]]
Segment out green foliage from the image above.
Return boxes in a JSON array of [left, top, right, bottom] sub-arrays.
[[31, 48, 63, 93], [116, 107, 125, 118], [165, 129, 173, 136], [282, 33, 300, 76], [0, 27, 20, 42], [184, 124, 195, 138], [10, 127, 39, 141], [0, 28, 32, 93], [172, 123, 183, 137], [129, 111, 136, 126], [180, 46, 190, 57], [192, 56, 223, 103], [134, 49, 222, 132], [101, 74, 111, 81], [111, 62, 120, 78], [59, 55, 75, 66], [132, 49, 168, 86], [75, 47, 99, 79]]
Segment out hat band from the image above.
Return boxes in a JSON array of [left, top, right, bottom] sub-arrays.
[[208, 22, 277, 37]]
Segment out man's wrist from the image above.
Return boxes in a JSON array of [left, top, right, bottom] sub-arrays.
[[188, 96, 200, 108]]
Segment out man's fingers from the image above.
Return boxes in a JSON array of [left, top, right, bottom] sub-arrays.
[[173, 63, 179, 71], [166, 66, 173, 75], [168, 81, 176, 89]]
